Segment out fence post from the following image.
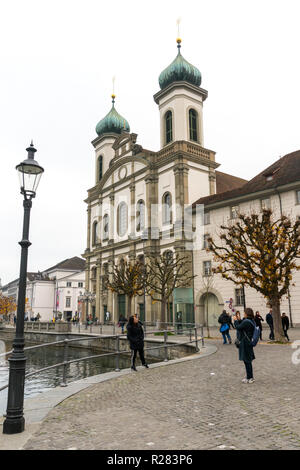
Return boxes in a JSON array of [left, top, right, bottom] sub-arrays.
[[113, 323, 116, 335], [194, 327, 199, 352], [189, 328, 192, 342], [115, 335, 120, 372], [61, 339, 69, 387], [90, 324, 92, 333], [78, 323, 80, 333], [164, 330, 168, 362], [201, 325, 204, 347], [100, 324, 103, 335]]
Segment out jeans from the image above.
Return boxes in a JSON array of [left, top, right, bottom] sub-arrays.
[[131, 348, 146, 367], [244, 361, 253, 380], [269, 326, 274, 340], [221, 331, 231, 344], [283, 328, 290, 341]]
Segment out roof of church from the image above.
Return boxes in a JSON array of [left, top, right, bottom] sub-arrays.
[[95, 96, 130, 137], [193, 150, 300, 208], [159, 39, 201, 90], [43, 256, 86, 273], [215, 171, 248, 194]]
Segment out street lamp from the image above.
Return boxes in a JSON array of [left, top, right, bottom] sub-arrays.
[[3, 142, 44, 435], [78, 291, 96, 326]]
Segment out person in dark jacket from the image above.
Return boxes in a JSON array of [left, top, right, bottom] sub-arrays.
[[118, 314, 126, 334], [218, 310, 232, 344], [281, 312, 290, 341], [266, 309, 274, 340], [127, 314, 149, 371], [233, 308, 256, 383], [254, 311, 264, 340]]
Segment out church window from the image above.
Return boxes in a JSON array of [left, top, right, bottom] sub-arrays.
[[163, 250, 173, 264], [261, 198, 271, 210], [235, 288, 245, 306], [165, 111, 173, 144], [136, 200, 145, 232], [92, 221, 98, 245], [203, 234, 210, 250], [117, 202, 128, 237], [98, 155, 103, 181], [230, 206, 239, 219], [189, 109, 198, 142], [103, 214, 109, 240], [162, 192, 172, 224], [204, 211, 210, 225], [296, 190, 300, 204]]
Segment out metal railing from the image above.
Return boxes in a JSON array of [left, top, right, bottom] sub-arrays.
[[0, 326, 204, 392]]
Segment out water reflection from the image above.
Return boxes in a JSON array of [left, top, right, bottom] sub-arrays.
[[0, 339, 150, 415]]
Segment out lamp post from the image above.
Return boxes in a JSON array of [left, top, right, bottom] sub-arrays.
[[78, 291, 96, 326], [3, 142, 44, 434]]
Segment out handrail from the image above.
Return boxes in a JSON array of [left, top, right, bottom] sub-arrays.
[[0, 326, 204, 392]]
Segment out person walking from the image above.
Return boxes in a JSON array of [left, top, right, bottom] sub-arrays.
[[254, 311, 264, 340], [118, 314, 126, 334], [126, 314, 149, 371], [233, 308, 256, 384], [266, 309, 274, 340], [281, 312, 290, 341], [218, 310, 232, 344]]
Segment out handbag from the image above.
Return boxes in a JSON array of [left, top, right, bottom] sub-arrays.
[[220, 323, 229, 333], [234, 338, 240, 348]]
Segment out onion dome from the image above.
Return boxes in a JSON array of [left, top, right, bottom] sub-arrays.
[[158, 39, 201, 90], [95, 95, 130, 137]]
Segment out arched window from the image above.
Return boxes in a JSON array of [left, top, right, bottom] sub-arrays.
[[189, 109, 198, 142], [163, 250, 173, 264], [98, 155, 103, 181], [165, 111, 173, 144], [162, 192, 172, 225], [103, 214, 109, 240], [117, 202, 128, 237], [136, 200, 145, 232], [92, 221, 98, 245]]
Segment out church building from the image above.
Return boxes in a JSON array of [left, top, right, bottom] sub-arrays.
[[83, 38, 300, 327]]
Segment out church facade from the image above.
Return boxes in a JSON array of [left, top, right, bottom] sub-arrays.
[[83, 38, 300, 327]]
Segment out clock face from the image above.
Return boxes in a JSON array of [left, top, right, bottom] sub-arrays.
[[118, 165, 128, 180]]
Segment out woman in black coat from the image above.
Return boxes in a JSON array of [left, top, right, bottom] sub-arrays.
[[233, 308, 256, 384], [126, 314, 149, 371]]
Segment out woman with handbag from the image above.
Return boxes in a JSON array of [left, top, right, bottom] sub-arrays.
[[218, 310, 232, 344], [233, 308, 256, 384]]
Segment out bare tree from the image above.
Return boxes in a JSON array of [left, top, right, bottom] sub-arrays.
[[145, 251, 195, 329], [208, 209, 300, 341]]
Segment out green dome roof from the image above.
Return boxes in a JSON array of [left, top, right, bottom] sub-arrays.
[[159, 40, 201, 90], [96, 97, 130, 137]]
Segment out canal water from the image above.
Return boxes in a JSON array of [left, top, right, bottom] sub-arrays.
[[0, 338, 150, 416]]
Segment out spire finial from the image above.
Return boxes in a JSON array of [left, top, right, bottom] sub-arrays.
[[176, 17, 182, 49], [111, 76, 116, 105]]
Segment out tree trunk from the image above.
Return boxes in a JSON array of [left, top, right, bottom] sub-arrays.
[[160, 297, 167, 331], [206, 294, 210, 338], [270, 297, 286, 342]]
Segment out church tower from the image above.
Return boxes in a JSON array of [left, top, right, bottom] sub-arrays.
[[154, 38, 207, 149]]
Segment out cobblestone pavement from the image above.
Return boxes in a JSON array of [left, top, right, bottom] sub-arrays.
[[24, 335, 300, 450]]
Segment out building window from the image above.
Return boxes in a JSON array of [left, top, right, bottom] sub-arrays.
[[117, 202, 128, 237], [203, 260, 212, 276], [261, 198, 271, 210], [66, 282, 72, 287], [235, 288, 245, 306], [103, 214, 109, 240], [78, 282, 83, 288], [204, 212, 210, 225], [66, 297, 71, 308], [162, 192, 172, 225], [98, 155, 103, 181], [230, 206, 239, 219], [203, 234, 210, 250], [165, 111, 173, 144], [136, 200, 145, 232], [189, 109, 198, 142], [296, 190, 300, 204], [92, 221, 98, 245], [163, 250, 173, 264]]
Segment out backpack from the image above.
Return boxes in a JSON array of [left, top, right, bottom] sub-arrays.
[[244, 319, 260, 347]]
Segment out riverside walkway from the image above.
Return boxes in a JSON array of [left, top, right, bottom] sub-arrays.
[[1, 328, 300, 450]]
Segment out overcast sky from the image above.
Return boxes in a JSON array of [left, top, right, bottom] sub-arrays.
[[1, 0, 300, 286]]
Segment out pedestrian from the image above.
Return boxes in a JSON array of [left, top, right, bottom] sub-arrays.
[[13, 315, 17, 326], [233, 309, 256, 384], [266, 309, 274, 340], [126, 314, 149, 371], [118, 314, 126, 334], [254, 311, 264, 340], [281, 312, 290, 341], [218, 310, 232, 344]]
